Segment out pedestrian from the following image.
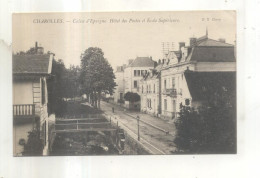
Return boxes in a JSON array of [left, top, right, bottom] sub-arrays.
[[112, 107, 114, 113]]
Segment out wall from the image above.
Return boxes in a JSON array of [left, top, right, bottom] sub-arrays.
[[140, 77, 160, 115], [124, 66, 154, 93], [114, 71, 124, 103], [13, 122, 34, 156], [160, 63, 193, 119], [13, 81, 33, 105]]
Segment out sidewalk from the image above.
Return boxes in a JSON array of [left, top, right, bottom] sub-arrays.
[[106, 101, 176, 136]]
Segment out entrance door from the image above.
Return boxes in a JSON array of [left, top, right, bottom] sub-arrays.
[[172, 100, 176, 118]]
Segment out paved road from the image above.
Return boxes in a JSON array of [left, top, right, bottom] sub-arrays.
[[100, 101, 177, 154]]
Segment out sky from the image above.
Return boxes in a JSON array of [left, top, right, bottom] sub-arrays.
[[12, 11, 236, 69]]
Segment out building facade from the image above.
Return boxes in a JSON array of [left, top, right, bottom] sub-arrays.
[[138, 33, 236, 120], [139, 64, 162, 116], [13, 53, 54, 156], [113, 66, 125, 103], [114, 57, 155, 110], [160, 34, 236, 119]]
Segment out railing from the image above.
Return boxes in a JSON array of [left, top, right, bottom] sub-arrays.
[[162, 88, 182, 97], [13, 104, 35, 117]]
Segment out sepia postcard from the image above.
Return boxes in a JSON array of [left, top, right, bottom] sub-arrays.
[[12, 11, 236, 156]]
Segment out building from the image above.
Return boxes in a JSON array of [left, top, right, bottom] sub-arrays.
[[123, 57, 155, 109], [160, 32, 236, 119], [113, 66, 125, 103], [139, 62, 163, 116], [13, 53, 54, 156]]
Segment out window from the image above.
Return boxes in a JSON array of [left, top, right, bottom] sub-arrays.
[[172, 78, 175, 88], [164, 80, 167, 89], [154, 84, 155, 93], [185, 99, 190, 106], [134, 81, 138, 88], [134, 70, 137, 76], [137, 70, 141, 76], [142, 85, 143, 93], [120, 93, 123, 100], [164, 99, 167, 110], [41, 79, 46, 105]]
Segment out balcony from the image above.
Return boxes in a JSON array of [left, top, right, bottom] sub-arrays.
[[162, 88, 182, 97], [13, 104, 35, 118]]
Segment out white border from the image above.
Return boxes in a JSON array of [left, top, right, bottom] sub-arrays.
[[1, 0, 260, 178]]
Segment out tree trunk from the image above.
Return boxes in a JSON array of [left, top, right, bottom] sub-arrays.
[[97, 91, 101, 109], [93, 90, 97, 108]]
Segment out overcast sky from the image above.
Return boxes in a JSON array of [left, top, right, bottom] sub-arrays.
[[13, 11, 236, 69]]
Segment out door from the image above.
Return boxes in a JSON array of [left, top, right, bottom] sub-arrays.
[[172, 100, 176, 118]]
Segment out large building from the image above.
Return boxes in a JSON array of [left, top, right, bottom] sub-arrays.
[[139, 32, 236, 119], [13, 53, 54, 156]]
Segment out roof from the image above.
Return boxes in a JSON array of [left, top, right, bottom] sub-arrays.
[[128, 57, 155, 67], [197, 38, 233, 47], [184, 71, 236, 101], [13, 54, 52, 74], [187, 36, 235, 62]]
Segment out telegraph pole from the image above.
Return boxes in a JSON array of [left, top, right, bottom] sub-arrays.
[[137, 116, 140, 141]]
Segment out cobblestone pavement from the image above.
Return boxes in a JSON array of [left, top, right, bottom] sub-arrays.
[[100, 101, 178, 154]]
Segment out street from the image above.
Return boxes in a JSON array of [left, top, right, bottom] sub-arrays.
[[100, 101, 177, 154]]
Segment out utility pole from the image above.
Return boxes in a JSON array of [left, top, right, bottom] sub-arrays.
[[137, 115, 140, 141]]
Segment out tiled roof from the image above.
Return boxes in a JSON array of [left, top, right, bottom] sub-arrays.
[[188, 46, 235, 62], [128, 57, 155, 67], [13, 54, 51, 74], [197, 38, 233, 47], [187, 37, 235, 62]]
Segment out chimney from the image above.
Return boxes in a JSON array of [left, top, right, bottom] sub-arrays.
[[218, 38, 226, 43], [35, 41, 38, 54], [189, 38, 197, 47], [179, 42, 185, 51]]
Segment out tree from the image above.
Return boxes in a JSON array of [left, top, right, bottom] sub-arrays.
[[124, 92, 140, 102], [22, 129, 43, 156], [47, 59, 67, 116], [174, 86, 236, 154], [80, 47, 116, 109], [124, 92, 140, 110]]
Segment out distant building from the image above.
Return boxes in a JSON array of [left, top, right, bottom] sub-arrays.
[[113, 66, 125, 103], [123, 57, 155, 110], [13, 53, 54, 156], [139, 62, 163, 116]]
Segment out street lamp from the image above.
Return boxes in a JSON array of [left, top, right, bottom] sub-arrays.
[[137, 115, 140, 141]]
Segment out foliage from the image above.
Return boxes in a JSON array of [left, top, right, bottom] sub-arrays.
[[23, 129, 43, 156], [174, 87, 236, 154], [47, 60, 81, 116], [80, 47, 116, 108], [124, 92, 140, 102]]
